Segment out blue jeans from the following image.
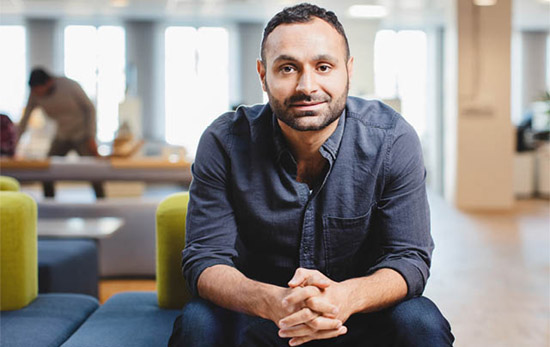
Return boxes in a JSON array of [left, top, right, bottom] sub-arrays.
[[168, 296, 454, 346]]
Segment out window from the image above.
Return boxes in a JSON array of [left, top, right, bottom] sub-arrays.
[[64, 25, 126, 142], [374, 30, 427, 137], [0, 26, 27, 122], [165, 26, 229, 158]]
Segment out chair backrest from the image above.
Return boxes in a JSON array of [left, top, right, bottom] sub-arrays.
[[0, 175, 20, 192], [0, 191, 38, 310], [155, 192, 191, 309]]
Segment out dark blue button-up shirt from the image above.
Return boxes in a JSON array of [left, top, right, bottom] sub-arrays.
[[182, 96, 433, 300]]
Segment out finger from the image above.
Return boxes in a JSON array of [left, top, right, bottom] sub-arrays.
[[304, 316, 342, 331], [288, 268, 309, 287], [279, 307, 317, 329], [288, 326, 348, 346], [278, 323, 315, 339], [305, 296, 339, 317], [282, 286, 320, 308]]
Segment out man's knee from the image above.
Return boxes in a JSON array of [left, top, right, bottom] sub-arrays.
[[387, 297, 454, 346], [169, 298, 230, 347]]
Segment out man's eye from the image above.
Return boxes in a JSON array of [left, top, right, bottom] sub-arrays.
[[318, 65, 331, 72], [281, 66, 295, 73]]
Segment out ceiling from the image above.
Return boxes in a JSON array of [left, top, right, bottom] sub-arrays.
[[1, 0, 549, 30]]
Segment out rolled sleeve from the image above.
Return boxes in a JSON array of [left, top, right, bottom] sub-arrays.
[[369, 117, 433, 299], [182, 116, 239, 296]]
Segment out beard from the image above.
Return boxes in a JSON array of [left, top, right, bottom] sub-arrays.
[[266, 80, 349, 132]]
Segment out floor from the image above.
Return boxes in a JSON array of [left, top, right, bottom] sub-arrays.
[[32, 183, 548, 346], [424, 195, 550, 347]]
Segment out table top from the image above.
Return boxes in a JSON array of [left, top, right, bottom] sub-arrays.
[[0, 156, 192, 184], [37, 217, 124, 239]]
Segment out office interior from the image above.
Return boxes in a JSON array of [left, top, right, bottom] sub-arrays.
[[0, 0, 549, 346]]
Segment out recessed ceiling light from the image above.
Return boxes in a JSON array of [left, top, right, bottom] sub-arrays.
[[111, 0, 129, 8], [348, 5, 388, 18], [473, 0, 498, 6]]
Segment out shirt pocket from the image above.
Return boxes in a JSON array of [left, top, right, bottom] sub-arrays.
[[322, 207, 373, 280]]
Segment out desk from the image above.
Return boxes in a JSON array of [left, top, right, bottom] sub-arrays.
[[0, 157, 192, 186], [38, 217, 124, 239]]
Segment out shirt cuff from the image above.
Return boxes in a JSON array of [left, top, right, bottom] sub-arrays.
[[185, 258, 236, 297], [367, 260, 427, 300]]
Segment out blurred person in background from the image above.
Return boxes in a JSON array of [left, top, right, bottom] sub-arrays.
[[17, 67, 104, 198]]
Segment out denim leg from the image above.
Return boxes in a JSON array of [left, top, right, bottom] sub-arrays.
[[168, 297, 289, 347], [168, 298, 233, 347], [169, 296, 453, 347], [382, 296, 454, 347]]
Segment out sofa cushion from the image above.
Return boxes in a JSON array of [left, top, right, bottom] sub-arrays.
[[38, 239, 99, 298], [61, 292, 181, 347], [0, 191, 37, 310], [0, 293, 99, 347]]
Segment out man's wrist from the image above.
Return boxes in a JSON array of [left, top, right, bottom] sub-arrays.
[[253, 282, 285, 321], [340, 278, 368, 315]]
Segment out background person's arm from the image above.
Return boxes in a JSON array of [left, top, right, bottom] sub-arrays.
[[16, 94, 37, 145]]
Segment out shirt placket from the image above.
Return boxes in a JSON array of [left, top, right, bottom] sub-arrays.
[[299, 185, 316, 268]]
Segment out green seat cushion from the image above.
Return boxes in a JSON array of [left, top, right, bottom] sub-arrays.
[[156, 192, 191, 309], [0, 176, 20, 192], [0, 191, 37, 310]]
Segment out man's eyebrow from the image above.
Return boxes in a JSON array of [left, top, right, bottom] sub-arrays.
[[273, 54, 298, 64], [272, 54, 339, 64], [312, 54, 338, 63]]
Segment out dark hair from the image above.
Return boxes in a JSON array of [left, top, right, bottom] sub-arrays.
[[261, 3, 350, 62], [28, 68, 52, 87]]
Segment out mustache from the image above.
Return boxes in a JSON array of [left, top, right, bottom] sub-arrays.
[[285, 93, 330, 105]]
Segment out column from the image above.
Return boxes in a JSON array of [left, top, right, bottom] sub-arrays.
[[447, 0, 515, 209]]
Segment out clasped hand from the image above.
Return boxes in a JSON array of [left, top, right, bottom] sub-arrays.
[[273, 268, 352, 346]]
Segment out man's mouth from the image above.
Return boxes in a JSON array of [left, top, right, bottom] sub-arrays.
[[289, 101, 326, 111]]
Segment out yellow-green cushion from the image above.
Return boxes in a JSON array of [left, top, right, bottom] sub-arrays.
[[156, 192, 191, 309], [0, 176, 20, 192], [0, 191, 37, 311]]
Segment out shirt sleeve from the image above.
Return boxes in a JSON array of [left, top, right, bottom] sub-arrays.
[[182, 115, 239, 297], [368, 116, 433, 299]]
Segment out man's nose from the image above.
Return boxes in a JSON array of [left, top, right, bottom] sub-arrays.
[[296, 69, 318, 95]]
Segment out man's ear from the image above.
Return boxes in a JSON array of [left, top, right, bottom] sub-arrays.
[[257, 59, 267, 92], [347, 56, 354, 82]]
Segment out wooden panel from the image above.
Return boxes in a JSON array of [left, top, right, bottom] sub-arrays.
[[110, 158, 191, 169], [0, 158, 51, 170]]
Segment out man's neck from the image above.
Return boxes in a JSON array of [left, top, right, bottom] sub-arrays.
[[277, 119, 339, 163], [277, 119, 339, 188]]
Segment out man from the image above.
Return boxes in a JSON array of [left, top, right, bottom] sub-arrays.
[[170, 3, 453, 346], [18, 68, 104, 198]]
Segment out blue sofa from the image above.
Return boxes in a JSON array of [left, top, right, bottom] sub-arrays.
[[1, 188, 191, 346], [0, 189, 99, 346]]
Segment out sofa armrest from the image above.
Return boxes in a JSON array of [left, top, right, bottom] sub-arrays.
[[156, 192, 191, 309]]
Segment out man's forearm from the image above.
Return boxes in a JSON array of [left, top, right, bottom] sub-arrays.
[[197, 264, 281, 320], [343, 268, 408, 315]]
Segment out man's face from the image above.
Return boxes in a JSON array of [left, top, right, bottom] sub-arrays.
[[258, 17, 353, 132]]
